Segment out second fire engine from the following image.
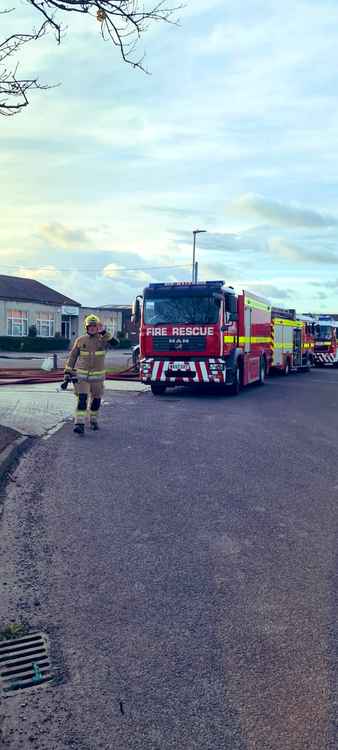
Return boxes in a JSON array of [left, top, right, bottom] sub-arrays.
[[270, 308, 315, 374]]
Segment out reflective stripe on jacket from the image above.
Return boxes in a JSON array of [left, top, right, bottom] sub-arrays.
[[64, 332, 114, 382]]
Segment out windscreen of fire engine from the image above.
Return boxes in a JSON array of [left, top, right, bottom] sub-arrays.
[[144, 296, 220, 325], [315, 325, 332, 340]]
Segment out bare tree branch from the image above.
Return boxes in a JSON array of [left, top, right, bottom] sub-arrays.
[[0, 12, 51, 115], [0, 1, 183, 115]]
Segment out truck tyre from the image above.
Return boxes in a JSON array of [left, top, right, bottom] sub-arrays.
[[283, 359, 290, 376], [258, 357, 266, 385], [151, 383, 166, 396], [304, 355, 311, 372], [229, 363, 241, 395]]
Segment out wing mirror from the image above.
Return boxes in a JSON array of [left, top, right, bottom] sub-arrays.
[[131, 296, 142, 325], [223, 311, 237, 326]]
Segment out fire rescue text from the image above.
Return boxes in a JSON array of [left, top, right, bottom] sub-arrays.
[[146, 327, 214, 336]]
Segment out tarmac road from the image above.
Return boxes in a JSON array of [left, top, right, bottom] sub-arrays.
[[0, 369, 337, 749]]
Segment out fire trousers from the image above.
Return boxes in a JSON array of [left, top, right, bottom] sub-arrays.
[[74, 380, 104, 425]]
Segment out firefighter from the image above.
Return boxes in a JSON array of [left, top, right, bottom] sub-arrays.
[[64, 314, 119, 435]]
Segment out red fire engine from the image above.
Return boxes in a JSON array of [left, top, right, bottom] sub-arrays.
[[312, 316, 338, 367], [270, 309, 315, 374], [133, 281, 272, 395]]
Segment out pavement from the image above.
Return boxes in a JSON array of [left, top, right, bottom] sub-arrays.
[[0, 380, 148, 437], [0, 370, 337, 749]]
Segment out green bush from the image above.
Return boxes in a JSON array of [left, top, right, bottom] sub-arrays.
[[0, 336, 70, 352]]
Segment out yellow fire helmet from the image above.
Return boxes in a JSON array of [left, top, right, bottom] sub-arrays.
[[84, 314, 101, 328]]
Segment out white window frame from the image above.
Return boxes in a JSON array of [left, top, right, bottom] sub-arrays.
[[7, 310, 28, 337], [36, 313, 55, 337]]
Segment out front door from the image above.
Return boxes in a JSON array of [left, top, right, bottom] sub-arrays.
[[62, 319, 70, 339]]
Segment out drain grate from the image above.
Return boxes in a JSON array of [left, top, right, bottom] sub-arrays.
[[0, 632, 52, 695]]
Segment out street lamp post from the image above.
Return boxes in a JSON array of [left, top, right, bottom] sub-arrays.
[[192, 229, 207, 283]]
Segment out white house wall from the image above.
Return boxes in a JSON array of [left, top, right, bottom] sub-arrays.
[[0, 300, 63, 336], [79, 308, 123, 336]]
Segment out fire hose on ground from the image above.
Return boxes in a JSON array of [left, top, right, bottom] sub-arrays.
[[0, 366, 140, 387], [0, 346, 141, 386]]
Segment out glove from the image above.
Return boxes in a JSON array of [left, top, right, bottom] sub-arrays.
[[61, 372, 77, 390]]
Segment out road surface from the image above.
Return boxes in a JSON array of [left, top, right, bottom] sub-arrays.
[[0, 369, 336, 749]]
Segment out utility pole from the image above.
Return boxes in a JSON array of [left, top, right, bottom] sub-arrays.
[[192, 230, 207, 282]]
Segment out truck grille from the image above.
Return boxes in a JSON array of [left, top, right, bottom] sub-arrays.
[[153, 336, 206, 352]]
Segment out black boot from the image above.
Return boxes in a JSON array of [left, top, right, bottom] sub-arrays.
[[90, 420, 99, 431], [73, 423, 85, 435]]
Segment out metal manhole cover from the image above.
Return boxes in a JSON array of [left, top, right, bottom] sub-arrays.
[[0, 632, 52, 695]]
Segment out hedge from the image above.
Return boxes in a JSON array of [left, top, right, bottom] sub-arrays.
[[116, 338, 132, 349], [0, 336, 70, 352]]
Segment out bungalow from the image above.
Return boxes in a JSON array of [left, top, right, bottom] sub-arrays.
[[0, 275, 81, 340]]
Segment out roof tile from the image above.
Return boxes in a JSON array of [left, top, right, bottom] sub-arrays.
[[0, 275, 80, 307]]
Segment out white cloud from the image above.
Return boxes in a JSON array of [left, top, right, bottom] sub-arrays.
[[226, 194, 338, 229], [246, 284, 292, 301], [268, 237, 338, 264], [40, 223, 92, 249], [16, 266, 61, 281], [103, 263, 153, 285]]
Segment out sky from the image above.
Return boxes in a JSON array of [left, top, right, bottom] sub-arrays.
[[1, 0, 338, 311]]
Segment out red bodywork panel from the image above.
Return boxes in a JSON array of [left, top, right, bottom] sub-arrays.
[[302, 327, 315, 358], [236, 292, 272, 385]]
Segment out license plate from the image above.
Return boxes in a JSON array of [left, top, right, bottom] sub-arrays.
[[170, 362, 189, 371]]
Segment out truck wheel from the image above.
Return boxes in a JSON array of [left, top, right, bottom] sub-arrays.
[[304, 356, 311, 372], [283, 359, 290, 376], [258, 357, 266, 385], [151, 383, 166, 396], [229, 364, 241, 395]]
